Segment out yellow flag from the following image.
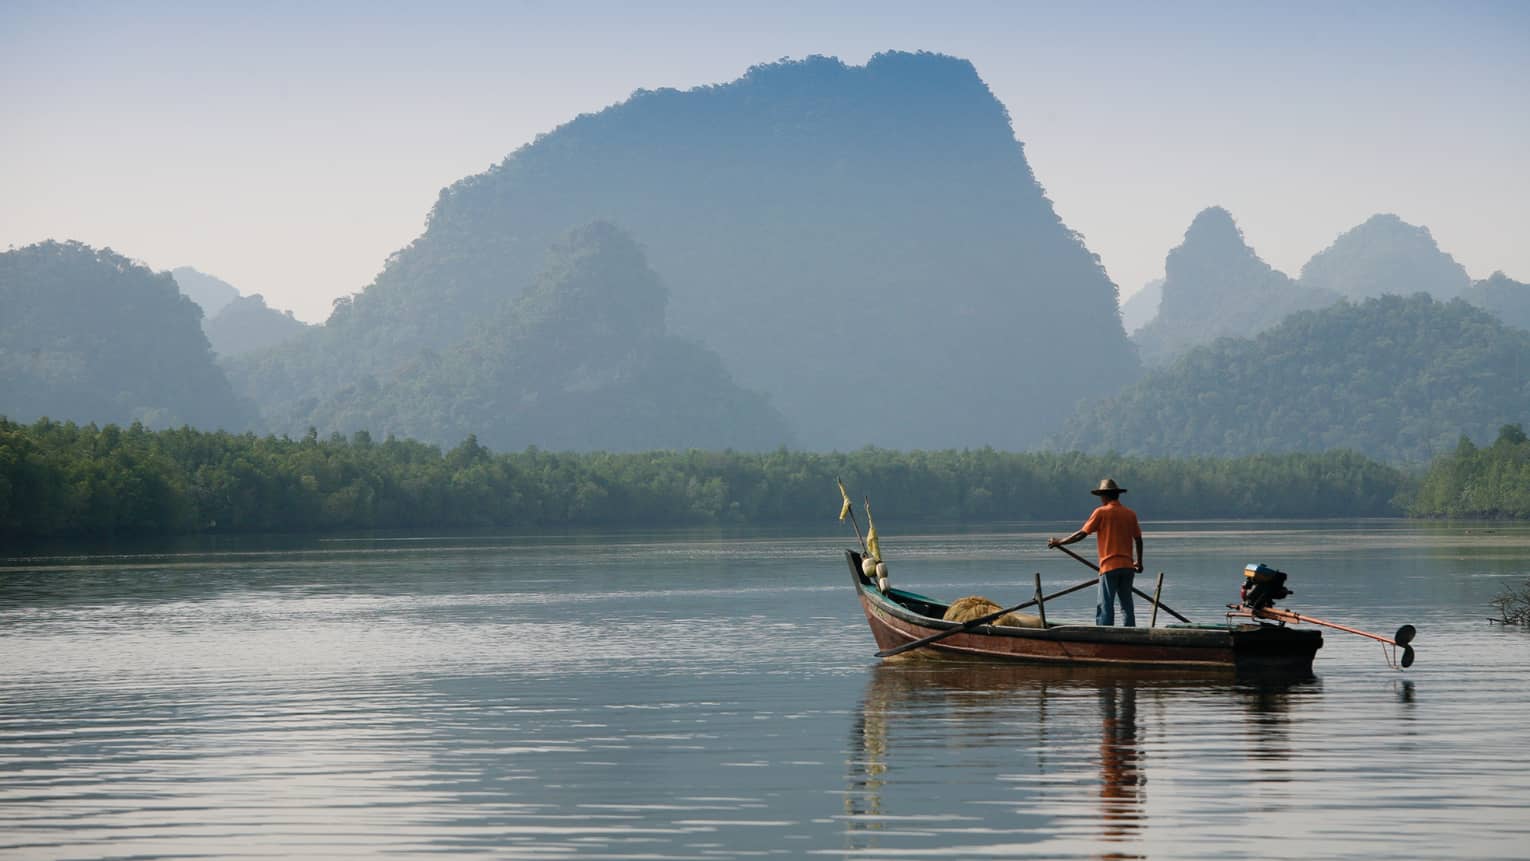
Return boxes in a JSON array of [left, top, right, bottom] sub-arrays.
[[837, 478, 852, 522], [864, 498, 881, 561]]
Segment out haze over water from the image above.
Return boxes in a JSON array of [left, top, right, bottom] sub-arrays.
[[2, 521, 1527, 859]]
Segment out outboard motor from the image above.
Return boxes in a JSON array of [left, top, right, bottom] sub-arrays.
[[1230, 562, 1417, 669], [1241, 563, 1292, 610]]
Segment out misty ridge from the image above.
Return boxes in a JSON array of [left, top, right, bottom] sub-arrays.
[[3, 50, 1528, 465], [172, 266, 311, 359]]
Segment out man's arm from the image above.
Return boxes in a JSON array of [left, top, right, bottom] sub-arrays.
[[1133, 535, 1144, 573], [1048, 530, 1087, 549]]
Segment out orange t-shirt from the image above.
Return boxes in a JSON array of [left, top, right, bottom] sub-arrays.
[[1081, 500, 1141, 573]]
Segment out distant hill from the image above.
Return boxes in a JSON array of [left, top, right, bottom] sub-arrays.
[[1054, 294, 1530, 464], [1119, 278, 1163, 334], [204, 294, 310, 356], [173, 267, 310, 356], [1299, 213, 1470, 300], [232, 51, 1137, 450], [270, 222, 794, 452], [1460, 271, 1530, 331], [171, 266, 240, 317], [0, 241, 250, 429], [1131, 208, 1338, 365]]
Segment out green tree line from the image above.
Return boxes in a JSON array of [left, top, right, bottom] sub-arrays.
[[1408, 424, 1530, 518], [0, 417, 1420, 542]]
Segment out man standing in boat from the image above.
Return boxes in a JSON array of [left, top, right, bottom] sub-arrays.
[[1047, 479, 1144, 626]]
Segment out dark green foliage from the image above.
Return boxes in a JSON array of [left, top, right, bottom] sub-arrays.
[[0, 241, 251, 430], [1058, 294, 1530, 464], [292, 222, 795, 452], [1460, 271, 1530, 332], [1408, 424, 1530, 518], [0, 416, 1409, 541], [1133, 208, 1338, 365], [233, 51, 1137, 450], [204, 294, 310, 356], [1299, 213, 1471, 301]]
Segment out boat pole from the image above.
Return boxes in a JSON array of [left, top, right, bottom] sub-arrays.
[[1052, 543, 1192, 623], [846, 507, 867, 554], [1150, 572, 1165, 628], [1034, 572, 1047, 628]]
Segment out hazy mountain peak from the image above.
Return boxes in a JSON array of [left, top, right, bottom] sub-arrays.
[[1132, 207, 1337, 365], [532, 220, 661, 304], [1299, 212, 1470, 300], [1182, 205, 1244, 246], [864, 49, 987, 91], [171, 266, 240, 318], [509, 221, 668, 355], [1169, 207, 1283, 293], [741, 52, 850, 82], [1119, 278, 1164, 334], [204, 293, 310, 357], [727, 51, 988, 98], [240, 50, 1136, 450], [1361, 212, 1408, 229]]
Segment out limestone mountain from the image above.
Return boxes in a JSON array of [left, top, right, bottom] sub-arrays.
[[1119, 278, 1163, 334], [232, 51, 1137, 450], [1056, 294, 1530, 463], [172, 266, 241, 318], [1460, 271, 1530, 332], [0, 241, 250, 429], [289, 223, 794, 452], [204, 294, 311, 356], [1131, 207, 1339, 366], [172, 268, 310, 356], [1299, 213, 1471, 300]]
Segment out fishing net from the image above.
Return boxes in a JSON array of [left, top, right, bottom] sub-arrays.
[[943, 596, 1045, 629]]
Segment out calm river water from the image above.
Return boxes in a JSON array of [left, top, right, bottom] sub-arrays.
[[2, 520, 1528, 859]]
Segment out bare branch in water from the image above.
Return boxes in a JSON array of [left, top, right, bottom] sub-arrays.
[[1489, 579, 1530, 626]]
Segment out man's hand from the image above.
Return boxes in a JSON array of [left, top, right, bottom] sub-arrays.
[[1134, 561, 1145, 573], [1050, 530, 1086, 549]]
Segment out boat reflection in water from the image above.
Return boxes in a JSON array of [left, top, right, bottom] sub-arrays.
[[844, 658, 1316, 858]]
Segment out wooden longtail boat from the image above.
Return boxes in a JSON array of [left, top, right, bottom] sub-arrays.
[[847, 550, 1322, 675]]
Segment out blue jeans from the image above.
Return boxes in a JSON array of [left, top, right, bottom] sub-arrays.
[[1097, 568, 1136, 626]]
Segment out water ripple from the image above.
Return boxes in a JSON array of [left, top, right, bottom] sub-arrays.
[[2, 525, 1529, 858]]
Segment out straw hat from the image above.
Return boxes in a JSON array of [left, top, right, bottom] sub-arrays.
[[1090, 478, 1127, 496]]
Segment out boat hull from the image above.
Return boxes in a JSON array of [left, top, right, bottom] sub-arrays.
[[848, 550, 1320, 675]]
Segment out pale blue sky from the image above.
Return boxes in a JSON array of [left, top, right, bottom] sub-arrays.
[[4, 1, 1527, 322]]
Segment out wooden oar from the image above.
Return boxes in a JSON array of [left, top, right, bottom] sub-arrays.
[[1051, 543, 1193, 624], [874, 577, 1097, 658]]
